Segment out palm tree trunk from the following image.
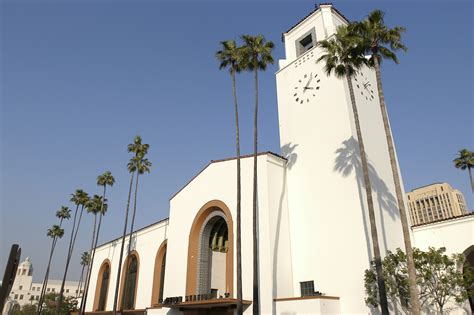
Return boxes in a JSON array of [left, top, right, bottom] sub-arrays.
[[37, 233, 59, 315], [232, 70, 243, 315], [372, 56, 421, 314], [347, 74, 389, 315], [121, 172, 140, 310], [56, 205, 81, 314], [81, 185, 107, 314], [112, 172, 135, 315], [79, 213, 97, 313], [38, 218, 63, 314], [77, 265, 85, 298], [468, 167, 474, 196], [252, 66, 260, 315], [127, 172, 140, 256]]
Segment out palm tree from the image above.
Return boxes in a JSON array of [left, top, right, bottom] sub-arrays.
[[350, 10, 420, 314], [37, 207, 70, 314], [78, 195, 103, 313], [216, 39, 244, 314], [126, 156, 151, 255], [37, 222, 66, 314], [56, 189, 89, 314], [80, 171, 114, 314], [317, 25, 389, 315], [121, 139, 151, 310], [112, 136, 146, 315], [240, 34, 274, 315], [77, 252, 90, 298], [454, 149, 474, 195]]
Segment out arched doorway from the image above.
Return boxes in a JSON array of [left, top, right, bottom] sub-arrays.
[[93, 260, 111, 311], [151, 240, 167, 306], [185, 200, 234, 297], [197, 214, 229, 296], [463, 246, 474, 313]]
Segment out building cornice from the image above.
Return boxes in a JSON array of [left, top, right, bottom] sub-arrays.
[[411, 212, 474, 229]]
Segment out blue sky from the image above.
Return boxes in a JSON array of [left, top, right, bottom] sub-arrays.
[[1, 0, 472, 281]]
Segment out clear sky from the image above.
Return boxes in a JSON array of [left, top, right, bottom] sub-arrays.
[[1, 0, 473, 282]]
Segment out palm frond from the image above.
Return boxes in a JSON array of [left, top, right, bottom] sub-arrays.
[[317, 25, 366, 79], [352, 9, 407, 66]]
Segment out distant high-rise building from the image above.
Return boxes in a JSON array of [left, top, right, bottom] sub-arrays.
[[407, 182, 469, 226]]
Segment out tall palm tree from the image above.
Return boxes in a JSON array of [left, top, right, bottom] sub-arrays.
[[80, 171, 114, 314], [240, 34, 274, 315], [77, 252, 90, 298], [112, 136, 145, 315], [351, 10, 420, 314], [37, 207, 70, 314], [78, 195, 103, 313], [126, 137, 150, 256], [454, 149, 474, 196], [121, 139, 151, 310], [216, 39, 244, 314], [56, 190, 89, 314], [317, 25, 389, 315]]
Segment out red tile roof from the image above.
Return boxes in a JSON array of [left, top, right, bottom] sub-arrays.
[[282, 3, 350, 42]]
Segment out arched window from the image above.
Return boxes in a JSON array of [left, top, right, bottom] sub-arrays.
[[121, 254, 139, 310], [93, 260, 111, 311], [151, 241, 167, 307], [97, 265, 110, 310], [160, 253, 166, 300]]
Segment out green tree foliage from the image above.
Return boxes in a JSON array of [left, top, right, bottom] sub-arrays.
[[365, 247, 473, 314], [13, 304, 37, 315], [453, 148, 474, 196], [38, 293, 77, 315]]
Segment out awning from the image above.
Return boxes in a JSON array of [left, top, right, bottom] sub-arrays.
[[163, 298, 252, 311]]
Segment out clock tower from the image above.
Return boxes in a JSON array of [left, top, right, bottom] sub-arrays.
[[275, 4, 406, 313]]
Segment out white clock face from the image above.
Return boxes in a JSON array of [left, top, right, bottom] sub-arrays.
[[354, 71, 375, 101], [293, 72, 321, 104]]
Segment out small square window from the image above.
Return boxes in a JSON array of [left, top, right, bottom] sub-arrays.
[[296, 29, 316, 57], [19, 286, 22, 290], [66, 289, 69, 293], [300, 281, 315, 297], [300, 34, 313, 51], [20, 295, 24, 300]]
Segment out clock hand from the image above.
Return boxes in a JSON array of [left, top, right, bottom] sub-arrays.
[[303, 87, 314, 90], [305, 73, 313, 88]]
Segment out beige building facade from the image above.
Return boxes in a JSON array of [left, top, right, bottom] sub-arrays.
[[5, 258, 82, 309], [407, 182, 468, 226]]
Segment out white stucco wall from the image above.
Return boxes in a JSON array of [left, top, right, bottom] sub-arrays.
[[84, 219, 168, 312], [412, 215, 474, 314], [276, 7, 405, 314], [412, 214, 474, 255], [164, 153, 291, 315], [274, 297, 340, 315]]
